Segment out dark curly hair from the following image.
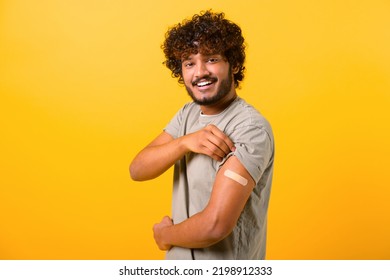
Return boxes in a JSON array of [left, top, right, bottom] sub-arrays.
[[162, 10, 246, 88]]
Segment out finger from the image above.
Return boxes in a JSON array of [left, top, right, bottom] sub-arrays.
[[202, 135, 228, 159], [162, 216, 174, 225], [205, 132, 234, 156], [162, 215, 170, 221], [207, 125, 235, 152], [201, 144, 225, 162], [203, 148, 224, 162]]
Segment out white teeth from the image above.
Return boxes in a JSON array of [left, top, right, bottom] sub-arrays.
[[197, 81, 212, 87]]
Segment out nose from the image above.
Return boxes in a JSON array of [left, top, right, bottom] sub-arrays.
[[194, 61, 210, 78]]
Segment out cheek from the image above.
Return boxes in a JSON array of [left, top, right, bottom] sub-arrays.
[[182, 70, 193, 84], [212, 65, 230, 77]]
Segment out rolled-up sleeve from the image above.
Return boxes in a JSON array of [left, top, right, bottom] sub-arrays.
[[219, 126, 273, 183]]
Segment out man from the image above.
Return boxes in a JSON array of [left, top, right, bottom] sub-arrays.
[[130, 10, 274, 260]]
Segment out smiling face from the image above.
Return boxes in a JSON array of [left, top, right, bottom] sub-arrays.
[[181, 53, 236, 107]]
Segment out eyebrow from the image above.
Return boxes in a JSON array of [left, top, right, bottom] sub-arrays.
[[181, 55, 193, 62], [181, 53, 223, 62]]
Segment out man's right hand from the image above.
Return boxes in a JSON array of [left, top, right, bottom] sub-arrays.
[[130, 125, 235, 181], [181, 124, 235, 161]]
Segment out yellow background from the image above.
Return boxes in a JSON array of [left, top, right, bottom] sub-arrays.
[[1, 0, 389, 259]]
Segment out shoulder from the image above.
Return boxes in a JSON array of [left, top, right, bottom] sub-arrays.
[[220, 98, 275, 182], [175, 101, 200, 118], [168, 101, 200, 123], [226, 97, 273, 140], [164, 101, 201, 138]]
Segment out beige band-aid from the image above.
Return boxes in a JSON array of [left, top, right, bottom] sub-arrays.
[[224, 169, 248, 186]]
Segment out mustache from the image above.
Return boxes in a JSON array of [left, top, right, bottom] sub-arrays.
[[191, 76, 218, 86]]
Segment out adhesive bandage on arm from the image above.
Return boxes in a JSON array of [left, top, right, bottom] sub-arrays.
[[223, 169, 248, 186]]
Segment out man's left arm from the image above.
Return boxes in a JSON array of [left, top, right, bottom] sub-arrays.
[[153, 155, 255, 250]]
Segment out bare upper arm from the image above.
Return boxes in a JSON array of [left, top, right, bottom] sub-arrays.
[[204, 156, 255, 235]]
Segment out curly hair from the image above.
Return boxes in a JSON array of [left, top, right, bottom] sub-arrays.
[[162, 10, 246, 88]]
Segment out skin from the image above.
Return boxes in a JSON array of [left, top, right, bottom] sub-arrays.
[[181, 53, 238, 115], [130, 52, 254, 250], [152, 156, 255, 250]]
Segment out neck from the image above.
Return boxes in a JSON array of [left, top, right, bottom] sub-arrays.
[[200, 90, 237, 115]]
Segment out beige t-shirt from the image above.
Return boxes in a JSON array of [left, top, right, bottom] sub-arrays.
[[164, 97, 274, 259]]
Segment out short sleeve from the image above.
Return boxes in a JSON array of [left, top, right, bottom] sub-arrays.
[[164, 107, 184, 139], [219, 126, 274, 183]]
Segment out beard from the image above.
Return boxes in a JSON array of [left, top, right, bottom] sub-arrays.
[[185, 69, 234, 106]]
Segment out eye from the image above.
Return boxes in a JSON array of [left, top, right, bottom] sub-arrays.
[[207, 57, 219, 63], [183, 61, 194, 68]]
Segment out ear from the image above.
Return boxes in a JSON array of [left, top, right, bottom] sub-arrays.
[[232, 65, 240, 74]]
